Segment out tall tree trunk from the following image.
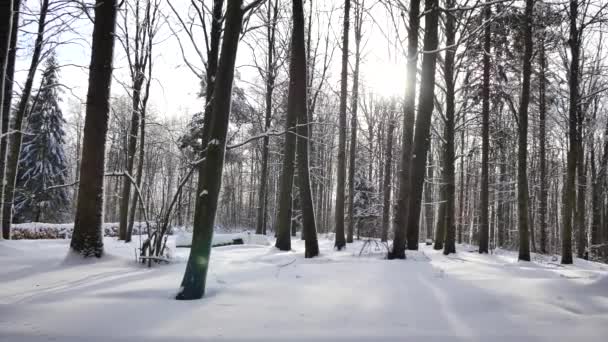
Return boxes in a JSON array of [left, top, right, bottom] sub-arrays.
[[0, 0, 12, 160], [390, 0, 420, 259], [2, 0, 49, 238], [562, 0, 578, 264], [425, 142, 434, 241], [293, 0, 319, 257], [434, 149, 446, 250], [118, 77, 144, 240], [275, 0, 313, 251], [70, 0, 118, 257], [126, 96, 146, 241], [517, 0, 534, 261], [404, 0, 439, 251], [334, 0, 350, 250], [575, 136, 586, 258], [0, 0, 19, 239], [538, 29, 548, 254], [443, 0, 456, 255], [256, 0, 278, 235], [176, 0, 244, 300], [381, 110, 395, 242], [479, 0, 491, 254], [347, 2, 362, 244]]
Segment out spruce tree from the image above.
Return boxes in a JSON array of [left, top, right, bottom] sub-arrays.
[[15, 54, 69, 222]]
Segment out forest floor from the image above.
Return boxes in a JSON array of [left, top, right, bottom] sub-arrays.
[[0, 234, 607, 341]]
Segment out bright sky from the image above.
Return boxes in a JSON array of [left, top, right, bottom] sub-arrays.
[[13, 0, 407, 121]]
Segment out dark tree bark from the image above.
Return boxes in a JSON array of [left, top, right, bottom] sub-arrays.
[[0, 0, 19, 239], [562, 0, 578, 264], [276, 0, 319, 256], [538, 29, 548, 254], [479, 0, 491, 254], [334, 0, 350, 250], [0, 0, 13, 175], [517, 0, 534, 261], [176, 0, 245, 300], [255, 0, 278, 236], [442, 0, 456, 255], [434, 169, 446, 250], [425, 143, 434, 241], [381, 108, 395, 243], [347, 1, 362, 244], [390, 0, 420, 259], [575, 125, 586, 258], [403, 0, 439, 251], [118, 73, 144, 240], [2, 0, 49, 238], [293, 0, 319, 257], [70, 0, 118, 257]]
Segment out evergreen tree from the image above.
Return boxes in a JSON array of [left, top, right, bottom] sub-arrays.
[[15, 54, 69, 222]]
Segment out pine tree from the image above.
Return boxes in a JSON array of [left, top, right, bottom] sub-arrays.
[[15, 54, 69, 223], [15, 55, 68, 221]]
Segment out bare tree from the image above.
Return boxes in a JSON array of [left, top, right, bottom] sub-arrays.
[[176, 0, 260, 300]]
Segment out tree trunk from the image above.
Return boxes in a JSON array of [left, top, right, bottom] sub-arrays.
[[562, 0, 578, 264], [70, 0, 118, 257], [347, 5, 362, 244], [0, 0, 19, 239], [293, 0, 318, 258], [256, 0, 278, 235], [575, 135, 586, 258], [404, 0, 439, 251], [118, 77, 143, 240], [516, 0, 534, 261], [381, 114, 395, 243], [479, 0, 491, 254], [538, 29, 548, 254], [2, 0, 49, 238], [442, 0, 456, 255], [0, 0, 12, 154], [176, 0, 244, 300], [390, 0, 420, 259], [334, 0, 350, 250]]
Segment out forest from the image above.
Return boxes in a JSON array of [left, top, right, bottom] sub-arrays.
[[0, 0, 608, 340]]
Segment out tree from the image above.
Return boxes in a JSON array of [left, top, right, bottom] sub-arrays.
[[0, 1, 13, 185], [70, 0, 119, 257], [117, 0, 161, 241], [335, 0, 350, 250], [15, 54, 69, 223], [2, 0, 50, 239], [442, 0, 457, 255], [0, 0, 19, 239], [478, 0, 491, 254], [561, 0, 578, 265], [255, 0, 280, 236], [347, 0, 364, 244], [390, 0, 420, 259], [293, 0, 319, 257], [516, 0, 534, 261], [275, 0, 319, 257], [404, 0, 440, 251], [176, 0, 256, 300], [381, 102, 396, 243], [538, 10, 548, 254]]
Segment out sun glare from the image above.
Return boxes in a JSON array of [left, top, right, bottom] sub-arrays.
[[364, 61, 406, 99]]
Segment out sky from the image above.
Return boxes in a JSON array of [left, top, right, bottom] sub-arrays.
[[12, 0, 408, 122]]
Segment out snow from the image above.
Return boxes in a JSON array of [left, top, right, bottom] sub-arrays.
[[0, 236, 606, 341], [174, 231, 270, 248]]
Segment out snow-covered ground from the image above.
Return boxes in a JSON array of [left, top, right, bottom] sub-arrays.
[[0, 235, 607, 341]]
